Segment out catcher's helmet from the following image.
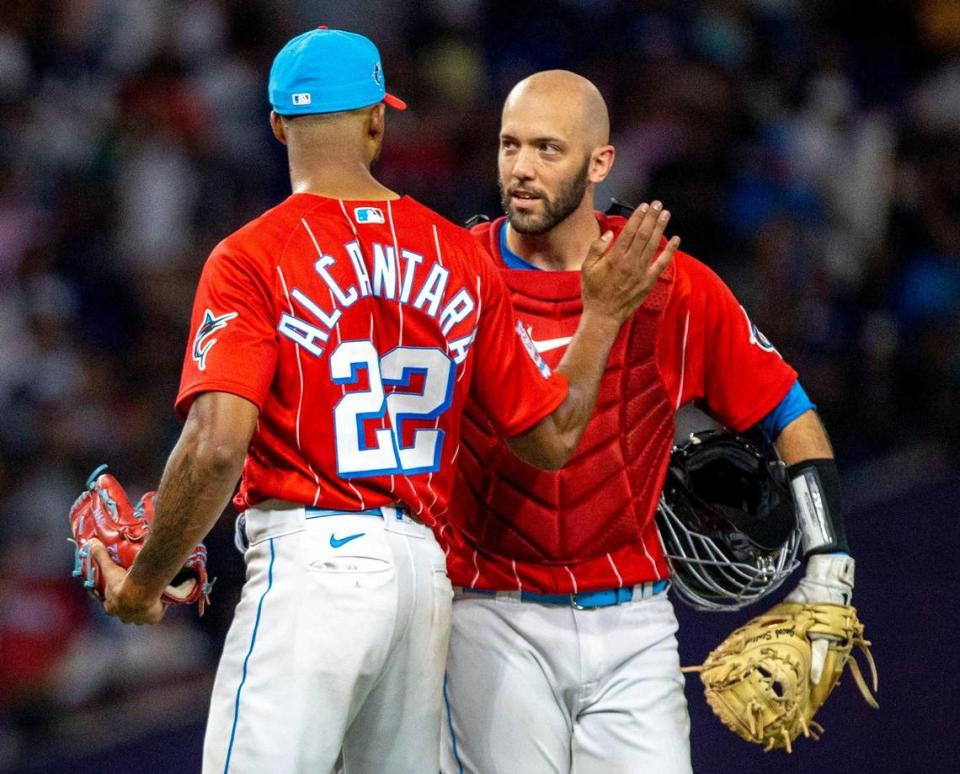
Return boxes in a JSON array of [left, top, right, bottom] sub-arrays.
[[656, 429, 800, 611]]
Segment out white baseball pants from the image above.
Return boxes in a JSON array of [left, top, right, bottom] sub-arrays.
[[203, 501, 453, 774], [441, 588, 692, 774]]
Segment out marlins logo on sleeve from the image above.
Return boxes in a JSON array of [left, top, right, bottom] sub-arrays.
[[192, 309, 238, 371]]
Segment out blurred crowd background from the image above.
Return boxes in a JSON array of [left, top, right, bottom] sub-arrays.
[[0, 0, 957, 771]]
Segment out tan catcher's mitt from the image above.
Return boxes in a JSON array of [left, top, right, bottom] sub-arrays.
[[683, 602, 878, 752]]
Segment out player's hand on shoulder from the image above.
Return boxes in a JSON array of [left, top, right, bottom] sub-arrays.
[[581, 200, 679, 325], [88, 539, 167, 625]]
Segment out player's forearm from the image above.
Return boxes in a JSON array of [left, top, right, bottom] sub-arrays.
[[127, 393, 256, 598], [127, 440, 241, 597], [506, 308, 621, 469], [773, 410, 834, 465], [774, 410, 849, 556], [505, 204, 678, 470], [550, 308, 622, 452]]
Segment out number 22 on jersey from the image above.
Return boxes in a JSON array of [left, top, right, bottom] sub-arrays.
[[330, 341, 455, 478]]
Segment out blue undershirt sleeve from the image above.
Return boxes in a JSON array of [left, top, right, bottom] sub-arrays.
[[758, 380, 816, 443]]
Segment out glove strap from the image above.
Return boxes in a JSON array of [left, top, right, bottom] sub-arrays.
[[846, 636, 880, 709]]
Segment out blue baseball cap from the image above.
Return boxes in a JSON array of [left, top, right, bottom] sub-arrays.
[[269, 27, 407, 116]]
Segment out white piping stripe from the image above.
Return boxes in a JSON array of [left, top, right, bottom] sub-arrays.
[[474, 275, 483, 322], [675, 310, 690, 409], [470, 550, 480, 588], [369, 309, 396, 496], [639, 535, 662, 580], [422, 225, 447, 511], [276, 266, 321, 501], [300, 218, 345, 344], [432, 224, 444, 266], [425, 422, 440, 509], [300, 217, 364, 508], [301, 217, 325, 256], [563, 565, 579, 594], [337, 199, 358, 236], [386, 200, 427, 514], [456, 276, 483, 384], [511, 559, 523, 593], [387, 199, 404, 346], [606, 553, 624, 588], [437, 522, 451, 557]]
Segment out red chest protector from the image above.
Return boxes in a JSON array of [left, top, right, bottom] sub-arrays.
[[452, 215, 676, 564]]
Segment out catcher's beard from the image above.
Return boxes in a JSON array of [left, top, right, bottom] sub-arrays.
[[500, 156, 591, 235]]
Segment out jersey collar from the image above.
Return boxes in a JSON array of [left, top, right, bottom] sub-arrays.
[[499, 220, 542, 271]]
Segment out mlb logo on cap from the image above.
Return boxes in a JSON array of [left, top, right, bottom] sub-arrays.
[[269, 28, 407, 116]]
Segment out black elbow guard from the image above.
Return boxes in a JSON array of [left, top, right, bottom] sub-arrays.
[[786, 458, 850, 556]]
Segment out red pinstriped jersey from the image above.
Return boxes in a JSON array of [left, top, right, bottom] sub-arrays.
[[435, 213, 797, 593], [176, 194, 567, 517]]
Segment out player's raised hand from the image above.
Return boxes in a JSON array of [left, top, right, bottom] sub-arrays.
[[581, 201, 679, 324]]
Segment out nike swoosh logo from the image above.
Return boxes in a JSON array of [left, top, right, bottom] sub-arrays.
[[531, 335, 573, 354], [330, 532, 365, 548]]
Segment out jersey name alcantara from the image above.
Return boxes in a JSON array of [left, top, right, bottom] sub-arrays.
[[177, 194, 567, 518]]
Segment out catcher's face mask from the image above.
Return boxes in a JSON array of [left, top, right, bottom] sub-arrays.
[[656, 430, 801, 611]]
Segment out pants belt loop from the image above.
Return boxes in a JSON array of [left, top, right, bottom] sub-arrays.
[[380, 505, 406, 522], [638, 580, 670, 599]]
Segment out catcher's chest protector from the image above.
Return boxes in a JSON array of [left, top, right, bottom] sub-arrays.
[[454, 219, 676, 563]]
